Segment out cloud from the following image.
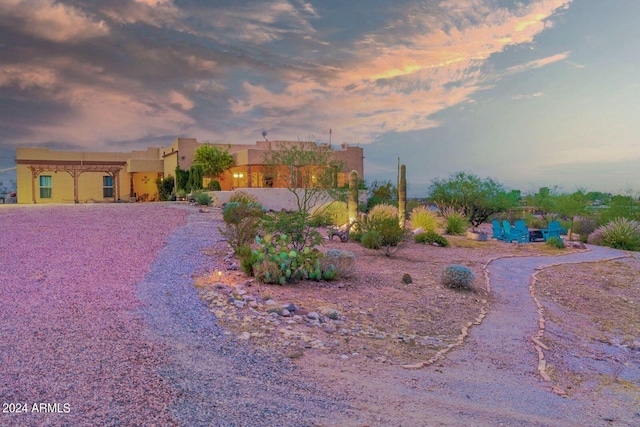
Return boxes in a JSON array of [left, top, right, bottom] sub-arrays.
[[0, 0, 576, 153], [505, 52, 570, 75], [0, 0, 109, 42], [227, 0, 574, 144], [511, 92, 545, 100]]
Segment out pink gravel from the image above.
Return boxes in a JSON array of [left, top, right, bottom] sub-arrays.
[[0, 204, 187, 426]]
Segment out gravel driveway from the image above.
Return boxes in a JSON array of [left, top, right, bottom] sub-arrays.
[[0, 204, 344, 427]]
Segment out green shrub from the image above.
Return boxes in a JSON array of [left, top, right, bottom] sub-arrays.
[[206, 180, 221, 191], [311, 201, 349, 227], [361, 230, 382, 249], [440, 265, 475, 290], [320, 249, 356, 279], [414, 230, 449, 247], [545, 236, 565, 249], [439, 206, 468, 235], [229, 190, 260, 205], [588, 218, 640, 251], [369, 203, 398, 222], [409, 206, 441, 232], [195, 191, 213, 206], [371, 217, 410, 256], [237, 245, 260, 276], [220, 202, 264, 254]]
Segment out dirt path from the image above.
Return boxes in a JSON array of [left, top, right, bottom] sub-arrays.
[[302, 246, 633, 426]]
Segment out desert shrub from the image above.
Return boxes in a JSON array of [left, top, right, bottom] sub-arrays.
[[588, 218, 640, 251], [545, 236, 565, 249], [439, 205, 468, 235], [195, 191, 213, 206], [573, 216, 597, 242], [311, 201, 349, 227], [220, 202, 264, 254], [320, 249, 356, 278], [261, 210, 323, 251], [361, 230, 382, 249], [371, 217, 410, 256], [409, 206, 440, 232], [414, 230, 449, 247], [229, 190, 260, 205], [206, 180, 221, 191], [237, 245, 260, 276], [440, 265, 475, 290], [368, 203, 398, 223]]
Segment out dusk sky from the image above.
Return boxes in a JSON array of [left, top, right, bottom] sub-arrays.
[[1, 0, 639, 196]]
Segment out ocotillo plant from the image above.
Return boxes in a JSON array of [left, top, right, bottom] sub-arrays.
[[348, 170, 358, 223], [398, 164, 406, 227]]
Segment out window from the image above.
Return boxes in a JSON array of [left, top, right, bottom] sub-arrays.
[[103, 176, 114, 198], [39, 175, 52, 198]]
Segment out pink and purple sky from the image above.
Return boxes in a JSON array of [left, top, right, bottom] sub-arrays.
[[1, 0, 638, 196]]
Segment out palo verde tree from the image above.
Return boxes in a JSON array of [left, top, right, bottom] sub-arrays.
[[193, 143, 234, 181], [261, 140, 344, 250], [262, 140, 344, 215], [428, 171, 519, 230]]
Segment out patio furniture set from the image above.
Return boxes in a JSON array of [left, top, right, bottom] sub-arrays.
[[491, 219, 564, 243]]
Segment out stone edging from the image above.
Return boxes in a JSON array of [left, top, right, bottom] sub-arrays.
[[400, 247, 587, 370], [528, 251, 631, 396]]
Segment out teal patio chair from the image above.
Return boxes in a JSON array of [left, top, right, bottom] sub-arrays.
[[542, 221, 562, 241], [491, 219, 504, 240], [502, 220, 519, 243], [513, 220, 529, 243]]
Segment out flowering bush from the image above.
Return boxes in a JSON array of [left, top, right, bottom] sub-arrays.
[[440, 265, 475, 290], [588, 218, 640, 251]]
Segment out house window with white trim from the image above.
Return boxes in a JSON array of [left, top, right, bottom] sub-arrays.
[[39, 175, 52, 198], [103, 176, 114, 198]]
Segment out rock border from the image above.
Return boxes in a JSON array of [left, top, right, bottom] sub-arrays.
[[528, 251, 631, 396]]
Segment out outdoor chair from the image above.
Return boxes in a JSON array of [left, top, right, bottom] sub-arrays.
[[502, 220, 515, 242], [491, 220, 504, 240], [542, 220, 562, 241], [513, 220, 529, 243]]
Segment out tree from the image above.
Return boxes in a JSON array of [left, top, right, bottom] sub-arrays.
[[428, 171, 518, 230], [175, 166, 189, 192], [187, 164, 204, 191], [531, 186, 560, 225], [261, 140, 344, 251], [555, 189, 588, 240], [262, 140, 344, 215], [193, 143, 234, 178]]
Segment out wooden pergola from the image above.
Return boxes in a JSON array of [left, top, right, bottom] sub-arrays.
[[19, 160, 126, 203]]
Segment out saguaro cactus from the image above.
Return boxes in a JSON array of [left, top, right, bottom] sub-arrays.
[[348, 170, 358, 223], [398, 164, 406, 227]]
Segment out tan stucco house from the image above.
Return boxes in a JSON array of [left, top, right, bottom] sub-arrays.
[[15, 138, 364, 204]]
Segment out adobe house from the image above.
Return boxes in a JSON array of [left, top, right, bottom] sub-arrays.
[[15, 138, 364, 204]]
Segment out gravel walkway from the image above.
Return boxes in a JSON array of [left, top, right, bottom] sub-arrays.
[[410, 245, 631, 427], [135, 208, 346, 426]]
